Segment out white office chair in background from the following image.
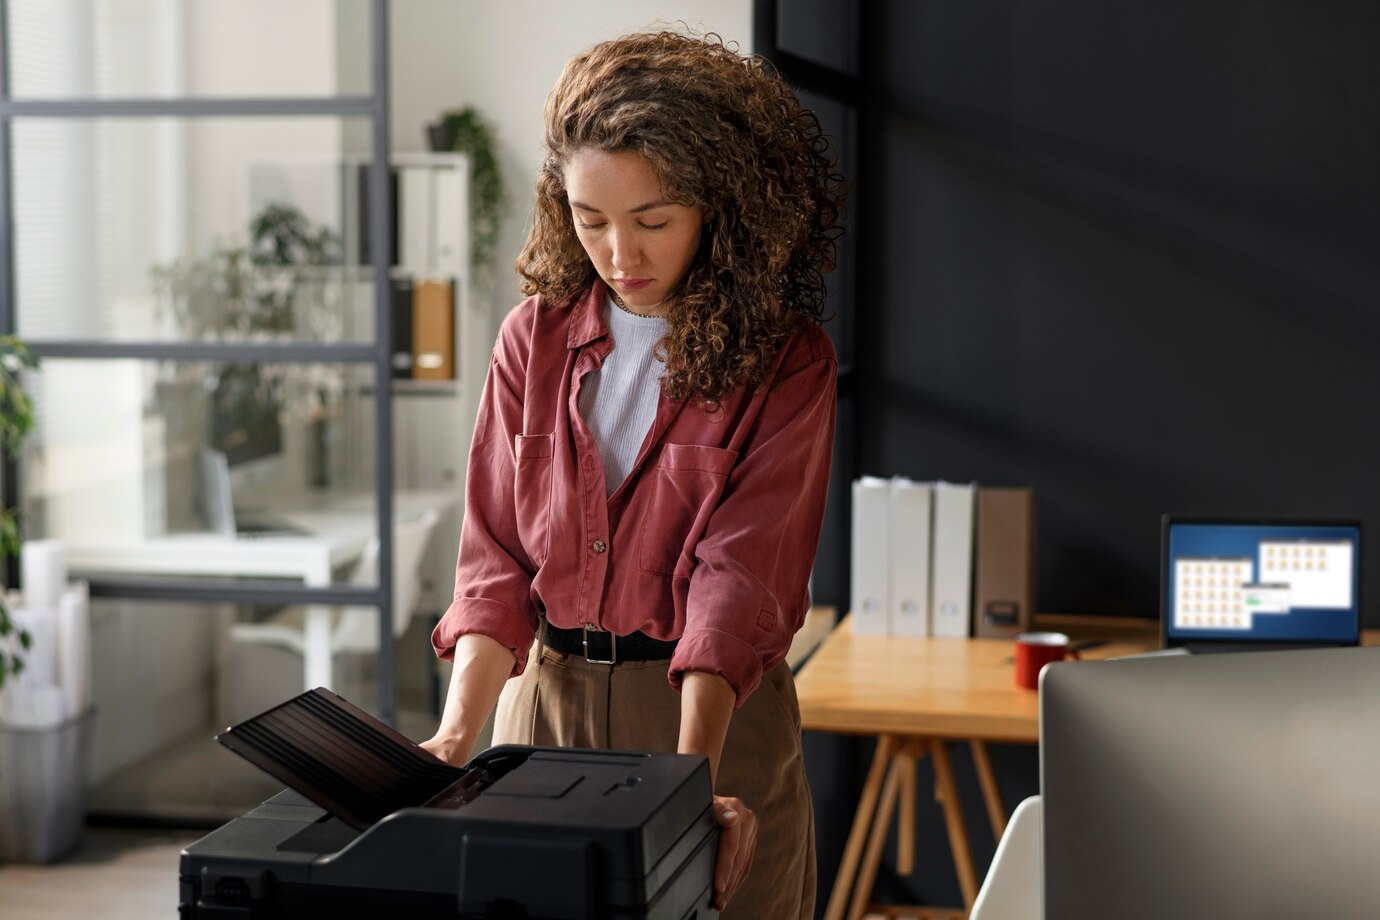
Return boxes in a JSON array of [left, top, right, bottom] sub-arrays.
[[229, 509, 442, 693], [970, 795, 1042, 920]]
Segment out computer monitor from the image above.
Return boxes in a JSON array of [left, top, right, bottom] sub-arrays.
[[200, 366, 291, 535], [210, 365, 283, 469], [1041, 647, 1380, 919], [1161, 514, 1362, 649]]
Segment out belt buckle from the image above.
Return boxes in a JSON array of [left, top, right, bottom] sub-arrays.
[[582, 625, 617, 665]]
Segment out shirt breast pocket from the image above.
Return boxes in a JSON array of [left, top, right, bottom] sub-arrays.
[[514, 433, 555, 569], [638, 443, 739, 577]]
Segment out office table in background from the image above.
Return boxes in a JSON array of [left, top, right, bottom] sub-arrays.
[[65, 490, 459, 692], [795, 614, 1157, 920]]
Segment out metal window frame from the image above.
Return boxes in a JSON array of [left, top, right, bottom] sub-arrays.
[[0, 0, 402, 723]]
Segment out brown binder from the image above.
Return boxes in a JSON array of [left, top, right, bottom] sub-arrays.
[[412, 278, 455, 380], [973, 487, 1036, 639]]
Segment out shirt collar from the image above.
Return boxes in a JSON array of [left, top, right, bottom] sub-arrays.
[[566, 280, 611, 350]]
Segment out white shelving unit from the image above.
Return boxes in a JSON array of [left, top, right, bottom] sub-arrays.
[[251, 151, 487, 615], [361, 152, 487, 615]]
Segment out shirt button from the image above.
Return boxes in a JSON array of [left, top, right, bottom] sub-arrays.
[[592, 539, 607, 554]]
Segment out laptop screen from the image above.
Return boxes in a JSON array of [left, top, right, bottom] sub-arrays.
[[1162, 516, 1361, 647]]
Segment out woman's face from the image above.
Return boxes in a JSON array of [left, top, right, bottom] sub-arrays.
[[564, 148, 705, 316]]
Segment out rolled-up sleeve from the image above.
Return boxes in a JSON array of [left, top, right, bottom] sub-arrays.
[[669, 337, 837, 707], [430, 315, 540, 676]]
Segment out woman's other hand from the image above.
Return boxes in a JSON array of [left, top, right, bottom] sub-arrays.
[[418, 734, 471, 767], [712, 794, 758, 911]]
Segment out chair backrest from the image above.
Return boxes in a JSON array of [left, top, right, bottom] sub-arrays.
[[331, 508, 442, 653], [970, 795, 1041, 920]]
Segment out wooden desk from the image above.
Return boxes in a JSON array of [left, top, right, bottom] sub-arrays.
[[795, 616, 1157, 920]]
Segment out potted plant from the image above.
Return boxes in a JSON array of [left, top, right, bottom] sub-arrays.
[[425, 106, 507, 282], [0, 336, 37, 686]]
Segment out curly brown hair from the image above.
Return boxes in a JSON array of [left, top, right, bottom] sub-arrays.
[[517, 30, 844, 403]]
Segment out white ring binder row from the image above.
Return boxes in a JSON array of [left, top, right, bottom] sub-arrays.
[[850, 478, 1034, 639]]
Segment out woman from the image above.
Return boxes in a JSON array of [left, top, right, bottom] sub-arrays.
[[423, 31, 843, 917]]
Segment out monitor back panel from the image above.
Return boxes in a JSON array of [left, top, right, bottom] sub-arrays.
[[1041, 647, 1380, 920]]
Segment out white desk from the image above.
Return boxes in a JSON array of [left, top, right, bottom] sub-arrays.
[[65, 490, 459, 691]]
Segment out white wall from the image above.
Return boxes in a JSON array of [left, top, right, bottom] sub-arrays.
[[389, 1, 754, 337], [186, 0, 345, 256]]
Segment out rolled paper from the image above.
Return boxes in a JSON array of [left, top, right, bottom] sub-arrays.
[[56, 583, 91, 718], [10, 605, 58, 688], [21, 539, 68, 612]]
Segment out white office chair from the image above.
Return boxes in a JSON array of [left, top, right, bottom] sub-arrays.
[[229, 509, 442, 693], [970, 795, 1042, 920]]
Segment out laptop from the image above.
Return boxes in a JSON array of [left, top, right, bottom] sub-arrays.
[[1161, 514, 1361, 653], [1041, 646, 1380, 919]]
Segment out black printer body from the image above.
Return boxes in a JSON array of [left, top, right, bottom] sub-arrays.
[[180, 745, 719, 919]]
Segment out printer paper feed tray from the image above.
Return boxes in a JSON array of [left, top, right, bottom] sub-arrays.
[[215, 687, 468, 828]]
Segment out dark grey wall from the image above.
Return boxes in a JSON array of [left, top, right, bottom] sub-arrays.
[[766, 0, 1379, 913], [862, 1, 1380, 622]]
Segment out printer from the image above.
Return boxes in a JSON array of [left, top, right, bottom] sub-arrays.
[[179, 690, 719, 919]]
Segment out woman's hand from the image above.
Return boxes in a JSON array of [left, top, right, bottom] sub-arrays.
[[424, 634, 516, 769], [678, 673, 755, 908], [418, 734, 471, 767], [712, 794, 758, 911]]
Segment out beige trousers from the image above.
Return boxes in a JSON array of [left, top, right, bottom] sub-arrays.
[[494, 640, 817, 920]]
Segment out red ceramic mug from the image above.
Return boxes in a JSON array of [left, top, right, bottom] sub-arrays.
[[1014, 631, 1081, 690]]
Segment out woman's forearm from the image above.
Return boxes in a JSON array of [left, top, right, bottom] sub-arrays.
[[677, 671, 736, 786], [427, 633, 516, 764]]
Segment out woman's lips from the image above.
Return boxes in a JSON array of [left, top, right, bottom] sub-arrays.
[[614, 278, 652, 291]]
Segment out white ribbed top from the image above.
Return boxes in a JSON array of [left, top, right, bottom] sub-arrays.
[[578, 297, 669, 495]]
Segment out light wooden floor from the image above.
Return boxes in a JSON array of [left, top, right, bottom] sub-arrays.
[[0, 709, 443, 919], [0, 827, 198, 919]]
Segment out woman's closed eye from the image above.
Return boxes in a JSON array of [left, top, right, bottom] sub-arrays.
[[575, 219, 670, 231]]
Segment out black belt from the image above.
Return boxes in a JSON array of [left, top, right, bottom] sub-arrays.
[[541, 621, 679, 664]]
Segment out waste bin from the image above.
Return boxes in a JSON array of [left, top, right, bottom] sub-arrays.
[[0, 707, 94, 863]]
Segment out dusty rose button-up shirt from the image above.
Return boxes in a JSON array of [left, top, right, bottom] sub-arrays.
[[431, 281, 837, 707]]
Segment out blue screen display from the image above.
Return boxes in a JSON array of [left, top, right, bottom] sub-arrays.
[[1166, 522, 1360, 642]]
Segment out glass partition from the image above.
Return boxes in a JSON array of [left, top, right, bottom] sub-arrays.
[[20, 358, 384, 588], [11, 117, 378, 344], [83, 593, 438, 822], [3, 0, 410, 744], [7, 0, 371, 100]]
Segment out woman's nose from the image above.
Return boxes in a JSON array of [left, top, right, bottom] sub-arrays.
[[609, 227, 640, 271]]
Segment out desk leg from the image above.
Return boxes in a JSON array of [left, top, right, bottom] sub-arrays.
[[896, 740, 919, 875], [303, 563, 335, 693], [303, 606, 334, 692], [823, 734, 897, 920], [848, 753, 905, 920], [930, 739, 978, 908], [969, 740, 1007, 840]]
